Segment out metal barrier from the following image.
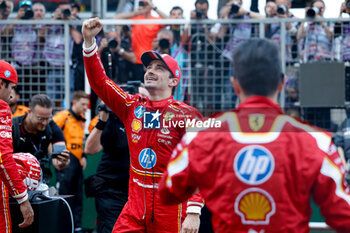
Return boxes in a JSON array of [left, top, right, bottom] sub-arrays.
[[1, 17, 350, 129]]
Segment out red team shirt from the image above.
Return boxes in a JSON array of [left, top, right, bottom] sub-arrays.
[[160, 96, 350, 233], [0, 99, 28, 232]]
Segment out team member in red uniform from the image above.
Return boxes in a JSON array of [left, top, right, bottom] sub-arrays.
[[159, 39, 350, 233], [0, 60, 34, 232], [82, 18, 204, 233]]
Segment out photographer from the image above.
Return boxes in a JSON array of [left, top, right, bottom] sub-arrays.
[[0, 0, 13, 60], [265, 0, 298, 63], [220, 0, 264, 63], [152, 29, 174, 55], [39, 2, 82, 106], [334, 1, 350, 61], [297, 0, 333, 62], [114, 0, 168, 82], [15, 0, 33, 20], [152, 29, 187, 101], [182, 0, 219, 113], [182, 0, 214, 46], [7, 0, 37, 66], [97, 27, 136, 81]]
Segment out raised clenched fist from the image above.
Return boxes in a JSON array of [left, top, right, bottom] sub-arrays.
[[82, 17, 103, 47]]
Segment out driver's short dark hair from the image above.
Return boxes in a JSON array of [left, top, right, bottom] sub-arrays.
[[233, 38, 282, 97]]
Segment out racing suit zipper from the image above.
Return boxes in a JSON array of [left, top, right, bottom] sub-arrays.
[[150, 146, 155, 223], [141, 146, 155, 222]]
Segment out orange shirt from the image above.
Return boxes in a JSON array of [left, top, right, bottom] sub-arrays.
[[131, 15, 164, 64], [53, 110, 85, 162], [12, 105, 29, 118], [88, 115, 98, 133]]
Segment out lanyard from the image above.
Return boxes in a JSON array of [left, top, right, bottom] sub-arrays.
[[30, 137, 42, 153]]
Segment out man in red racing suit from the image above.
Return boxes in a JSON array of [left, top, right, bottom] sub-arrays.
[[82, 18, 204, 233], [159, 39, 350, 233], [0, 60, 33, 232]]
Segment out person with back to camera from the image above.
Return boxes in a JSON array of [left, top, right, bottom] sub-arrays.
[[0, 60, 34, 232], [82, 17, 204, 233], [159, 39, 350, 233]]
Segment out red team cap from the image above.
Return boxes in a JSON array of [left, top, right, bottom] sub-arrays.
[[0, 60, 18, 84], [141, 51, 181, 84]]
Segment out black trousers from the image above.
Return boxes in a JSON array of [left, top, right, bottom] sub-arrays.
[[56, 154, 83, 229], [95, 188, 128, 233]]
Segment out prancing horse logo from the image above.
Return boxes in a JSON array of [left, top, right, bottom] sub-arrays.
[[248, 114, 265, 132]]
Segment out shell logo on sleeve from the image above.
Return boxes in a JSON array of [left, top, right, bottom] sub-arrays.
[[234, 188, 276, 225], [131, 119, 142, 133]]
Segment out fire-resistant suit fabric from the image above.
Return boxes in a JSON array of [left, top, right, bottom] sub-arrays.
[[0, 99, 28, 233], [159, 96, 350, 233], [83, 42, 204, 233]]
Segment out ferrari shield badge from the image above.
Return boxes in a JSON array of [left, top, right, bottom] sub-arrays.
[[248, 114, 265, 132]]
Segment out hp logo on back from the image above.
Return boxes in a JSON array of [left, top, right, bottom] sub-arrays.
[[234, 145, 275, 185]]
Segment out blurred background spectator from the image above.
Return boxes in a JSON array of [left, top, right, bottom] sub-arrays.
[[334, 1, 350, 103], [9, 86, 29, 117], [33, 2, 45, 20], [266, 0, 298, 63], [169, 6, 184, 46], [152, 28, 188, 101], [114, 0, 168, 82], [53, 90, 90, 233], [39, 2, 82, 107], [220, 0, 264, 63], [265, 0, 277, 18], [182, 0, 217, 114], [89, 26, 136, 119], [70, 3, 85, 93], [0, 0, 12, 20], [297, 0, 333, 62], [0, 0, 13, 59]]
